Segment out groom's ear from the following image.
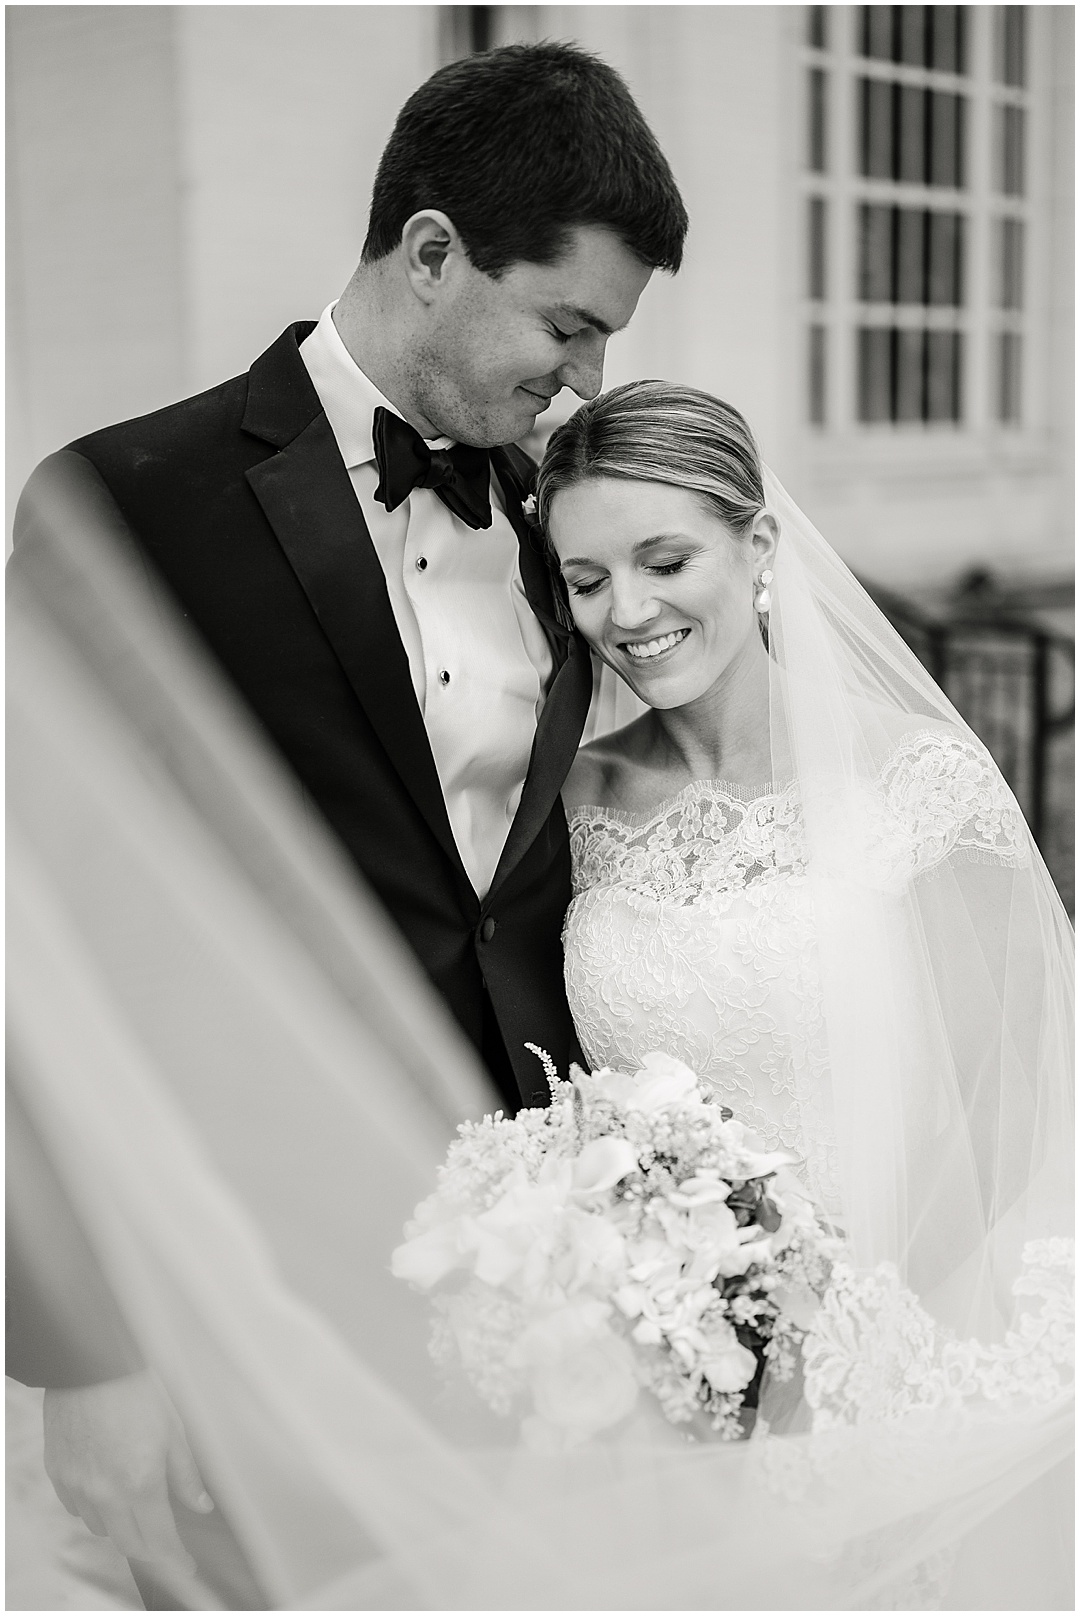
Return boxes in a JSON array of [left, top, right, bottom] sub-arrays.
[[400, 210, 466, 303]]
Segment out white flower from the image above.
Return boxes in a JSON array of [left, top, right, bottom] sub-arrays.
[[390, 1219, 476, 1289], [471, 1160, 571, 1290], [592, 1051, 702, 1114], [572, 1135, 639, 1196], [554, 1206, 627, 1294], [528, 1329, 640, 1444], [510, 1295, 613, 1366], [666, 1171, 732, 1210], [701, 1324, 759, 1394], [771, 1280, 822, 1332]]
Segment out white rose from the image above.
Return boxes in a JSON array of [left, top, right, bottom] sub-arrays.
[[530, 1331, 640, 1443], [591, 1052, 702, 1114], [628, 1052, 702, 1111]]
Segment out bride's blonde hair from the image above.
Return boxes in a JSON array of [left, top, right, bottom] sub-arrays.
[[535, 381, 764, 537]]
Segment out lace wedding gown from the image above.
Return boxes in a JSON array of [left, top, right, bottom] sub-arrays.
[[563, 727, 1027, 1218]]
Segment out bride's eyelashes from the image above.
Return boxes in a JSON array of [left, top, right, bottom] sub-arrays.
[[566, 558, 691, 597]]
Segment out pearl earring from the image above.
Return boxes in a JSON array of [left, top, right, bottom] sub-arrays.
[[754, 568, 774, 613]]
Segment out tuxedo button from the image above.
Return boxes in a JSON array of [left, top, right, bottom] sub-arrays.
[[416, 556, 427, 571], [438, 668, 450, 685], [479, 917, 497, 943]]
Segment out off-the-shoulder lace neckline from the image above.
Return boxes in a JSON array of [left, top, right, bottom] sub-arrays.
[[568, 775, 797, 830]]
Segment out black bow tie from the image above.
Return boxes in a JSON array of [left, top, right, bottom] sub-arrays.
[[372, 407, 492, 530]]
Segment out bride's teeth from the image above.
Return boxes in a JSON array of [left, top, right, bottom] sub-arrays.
[[625, 629, 686, 660]]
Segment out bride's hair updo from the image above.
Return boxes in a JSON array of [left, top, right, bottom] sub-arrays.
[[535, 381, 764, 538]]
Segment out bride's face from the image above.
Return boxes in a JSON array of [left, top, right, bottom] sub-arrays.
[[548, 476, 772, 710]]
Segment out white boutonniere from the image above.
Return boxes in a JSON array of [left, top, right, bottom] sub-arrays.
[[522, 493, 538, 521]]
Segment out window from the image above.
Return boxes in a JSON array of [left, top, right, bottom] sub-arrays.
[[853, 6, 967, 425], [802, 6, 1034, 433], [991, 7, 1028, 424]]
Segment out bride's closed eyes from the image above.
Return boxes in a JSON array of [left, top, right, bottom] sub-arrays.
[[565, 556, 692, 597]]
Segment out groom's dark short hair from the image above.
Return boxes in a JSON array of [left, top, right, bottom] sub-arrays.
[[362, 41, 688, 276]]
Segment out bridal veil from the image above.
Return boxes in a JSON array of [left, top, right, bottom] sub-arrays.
[[8, 454, 1072, 1608]]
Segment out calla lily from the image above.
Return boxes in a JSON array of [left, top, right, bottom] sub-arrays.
[[667, 1172, 733, 1209], [572, 1135, 639, 1195]]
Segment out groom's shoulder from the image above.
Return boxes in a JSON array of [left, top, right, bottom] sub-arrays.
[[69, 370, 250, 476], [65, 321, 319, 490]]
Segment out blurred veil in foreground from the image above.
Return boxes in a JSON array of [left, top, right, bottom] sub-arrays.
[[8, 455, 1073, 1610]]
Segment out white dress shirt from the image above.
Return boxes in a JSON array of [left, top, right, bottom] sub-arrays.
[[299, 304, 553, 898]]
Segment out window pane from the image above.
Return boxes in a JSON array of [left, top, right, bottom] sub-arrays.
[[899, 6, 926, 67], [926, 331, 962, 420], [808, 197, 827, 299], [860, 5, 895, 61], [997, 105, 1025, 196], [807, 5, 828, 49], [809, 68, 828, 171], [895, 328, 925, 420], [809, 325, 827, 424], [896, 207, 925, 303], [996, 7, 1026, 87], [929, 92, 964, 187], [928, 211, 964, 306], [998, 217, 1024, 309], [858, 328, 893, 421], [930, 7, 965, 74], [859, 204, 893, 301], [998, 331, 1022, 421], [898, 85, 926, 182], [860, 77, 894, 177]]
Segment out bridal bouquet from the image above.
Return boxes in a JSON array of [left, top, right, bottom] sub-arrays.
[[391, 1049, 839, 1452]]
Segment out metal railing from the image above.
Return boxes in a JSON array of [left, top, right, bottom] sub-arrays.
[[866, 576, 1075, 854]]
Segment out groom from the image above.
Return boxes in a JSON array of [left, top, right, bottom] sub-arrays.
[[13, 40, 687, 1604]]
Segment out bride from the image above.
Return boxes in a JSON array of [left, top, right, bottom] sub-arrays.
[[9, 386, 1072, 1609], [540, 381, 1062, 1247]]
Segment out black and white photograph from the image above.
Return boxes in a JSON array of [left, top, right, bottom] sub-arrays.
[[7, 5, 1074, 1610]]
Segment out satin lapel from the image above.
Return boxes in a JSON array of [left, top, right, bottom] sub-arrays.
[[491, 446, 569, 655], [488, 447, 591, 895], [244, 411, 464, 877], [490, 630, 593, 897]]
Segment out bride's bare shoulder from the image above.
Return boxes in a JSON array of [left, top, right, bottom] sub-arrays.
[[562, 718, 653, 812]]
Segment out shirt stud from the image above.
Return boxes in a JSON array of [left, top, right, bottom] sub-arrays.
[[438, 668, 450, 685]]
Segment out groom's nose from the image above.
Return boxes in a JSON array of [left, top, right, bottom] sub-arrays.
[[557, 333, 607, 401]]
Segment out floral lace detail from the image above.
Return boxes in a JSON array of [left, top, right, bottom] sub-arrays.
[[569, 780, 806, 905], [562, 733, 1030, 1223], [803, 1238, 1074, 1428], [866, 729, 1029, 886]]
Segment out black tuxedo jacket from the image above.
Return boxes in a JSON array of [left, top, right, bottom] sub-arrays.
[[52, 323, 594, 1112]]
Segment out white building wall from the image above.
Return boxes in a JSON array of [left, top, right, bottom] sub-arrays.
[[7, 5, 1073, 589]]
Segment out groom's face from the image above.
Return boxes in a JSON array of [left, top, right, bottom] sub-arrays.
[[413, 226, 652, 447]]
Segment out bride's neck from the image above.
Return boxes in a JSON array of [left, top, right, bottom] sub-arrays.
[[646, 636, 774, 786]]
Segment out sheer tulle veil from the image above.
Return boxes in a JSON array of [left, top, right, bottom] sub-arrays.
[[8, 455, 1072, 1608]]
